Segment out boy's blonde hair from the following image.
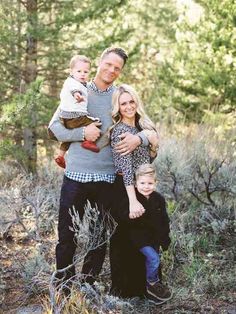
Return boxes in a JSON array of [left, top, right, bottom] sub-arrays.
[[69, 55, 91, 69], [135, 163, 157, 182]]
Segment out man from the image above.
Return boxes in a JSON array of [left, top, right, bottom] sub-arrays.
[[48, 47, 149, 289]]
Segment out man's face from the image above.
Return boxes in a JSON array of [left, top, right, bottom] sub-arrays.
[[97, 52, 124, 85]]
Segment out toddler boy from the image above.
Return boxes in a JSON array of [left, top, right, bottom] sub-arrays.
[[54, 55, 100, 168]]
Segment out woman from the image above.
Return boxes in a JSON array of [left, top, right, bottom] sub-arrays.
[[109, 84, 159, 298]]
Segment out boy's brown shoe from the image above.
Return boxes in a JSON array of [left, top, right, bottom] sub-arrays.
[[147, 281, 172, 301]]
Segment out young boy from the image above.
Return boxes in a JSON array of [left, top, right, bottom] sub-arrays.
[[54, 55, 100, 168], [131, 163, 172, 301]]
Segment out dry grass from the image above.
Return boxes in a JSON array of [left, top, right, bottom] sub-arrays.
[[1, 127, 236, 313]]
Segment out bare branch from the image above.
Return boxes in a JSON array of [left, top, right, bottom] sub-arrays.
[[48, 201, 117, 312]]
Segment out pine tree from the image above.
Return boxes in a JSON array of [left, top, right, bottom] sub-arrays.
[[0, 0, 128, 173]]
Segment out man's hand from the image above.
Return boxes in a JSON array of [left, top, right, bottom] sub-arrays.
[[74, 91, 85, 103], [84, 122, 102, 142], [115, 132, 141, 156]]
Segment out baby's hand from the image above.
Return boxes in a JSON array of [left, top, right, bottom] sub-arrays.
[[74, 91, 85, 103]]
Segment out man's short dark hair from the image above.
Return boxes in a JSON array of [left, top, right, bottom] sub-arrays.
[[100, 47, 128, 67]]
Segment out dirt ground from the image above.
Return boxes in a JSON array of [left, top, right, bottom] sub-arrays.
[[1, 226, 236, 314]]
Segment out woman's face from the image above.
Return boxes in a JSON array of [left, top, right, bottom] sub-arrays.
[[118, 92, 137, 125]]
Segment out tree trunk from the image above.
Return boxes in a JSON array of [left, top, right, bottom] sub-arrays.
[[48, 6, 59, 98], [23, 0, 38, 173]]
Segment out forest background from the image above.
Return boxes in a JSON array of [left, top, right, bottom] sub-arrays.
[[0, 0, 235, 313]]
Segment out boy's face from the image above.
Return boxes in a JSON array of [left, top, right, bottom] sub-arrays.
[[71, 60, 90, 83], [136, 175, 156, 198]]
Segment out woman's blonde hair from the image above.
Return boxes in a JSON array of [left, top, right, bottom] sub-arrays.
[[135, 163, 157, 182], [111, 84, 156, 132]]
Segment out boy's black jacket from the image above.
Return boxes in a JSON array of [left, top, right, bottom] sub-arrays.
[[114, 189, 171, 251]]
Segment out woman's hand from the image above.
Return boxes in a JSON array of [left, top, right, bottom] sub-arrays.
[[143, 130, 159, 157], [144, 130, 159, 147], [129, 199, 145, 219]]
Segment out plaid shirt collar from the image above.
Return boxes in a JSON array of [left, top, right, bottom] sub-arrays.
[[88, 80, 114, 94]]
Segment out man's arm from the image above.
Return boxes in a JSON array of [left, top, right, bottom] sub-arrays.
[[115, 130, 149, 156], [48, 106, 101, 143], [48, 106, 84, 142]]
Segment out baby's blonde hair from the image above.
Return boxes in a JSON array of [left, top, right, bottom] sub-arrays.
[[69, 55, 91, 70], [135, 163, 157, 182]]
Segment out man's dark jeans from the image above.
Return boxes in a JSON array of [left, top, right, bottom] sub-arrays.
[[56, 175, 113, 285]]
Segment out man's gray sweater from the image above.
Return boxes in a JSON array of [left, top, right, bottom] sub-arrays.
[[49, 84, 148, 175]]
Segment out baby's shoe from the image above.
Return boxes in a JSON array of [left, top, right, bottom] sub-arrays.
[[55, 156, 66, 169]]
